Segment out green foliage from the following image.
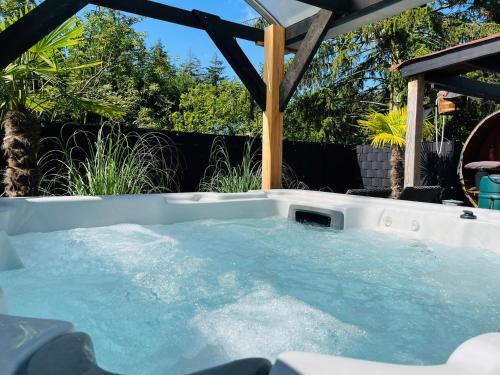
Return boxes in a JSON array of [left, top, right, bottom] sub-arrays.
[[199, 138, 307, 193], [172, 81, 260, 135], [298, 1, 500, 143], [0, 6, 124, 120], [204, 55, 226, 86], [0, 0, 34, 18], [284, 88, 367, 144], [41, 125, 179, 196], [359, 107, 434, 149], [2, 2, 499, 145], [58, 8, 148, 124], [199, 138, 262, 193]]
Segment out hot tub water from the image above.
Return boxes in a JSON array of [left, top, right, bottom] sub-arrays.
[[1, 217, 499, 374]]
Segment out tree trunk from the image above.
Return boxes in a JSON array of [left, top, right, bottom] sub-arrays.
[[2, 109, 41, 197], [390, 146, 404, 198]]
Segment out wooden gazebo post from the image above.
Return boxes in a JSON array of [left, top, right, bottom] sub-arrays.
[[262, 24, 285, 189], [404, 74, 425, 187]]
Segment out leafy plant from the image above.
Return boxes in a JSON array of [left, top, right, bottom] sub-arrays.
[[1, 6, 123, 197], [171, 81, 259, 136], [0, 8, 122, 117], [199, 138, 307, 193], [420, 142, 461, 200], [358, 107, 433, 197], [40, 124, 179, 196], [358, 107, 434, 148]]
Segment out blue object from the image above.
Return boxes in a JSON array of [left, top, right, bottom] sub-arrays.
[[479, 174, 500, 210]]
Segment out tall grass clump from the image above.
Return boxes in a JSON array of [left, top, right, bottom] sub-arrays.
[[40, 124, 179, 196], [199, 138, 307, 192]]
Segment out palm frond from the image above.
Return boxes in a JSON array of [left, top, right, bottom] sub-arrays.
[[71, 97, 126, 119], [359, 107, 433, 149], [25, 96, 56, 113], [1, 7, 123, 119]]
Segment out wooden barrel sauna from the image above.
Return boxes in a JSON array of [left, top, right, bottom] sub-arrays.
[[460, 110, 500, 207]]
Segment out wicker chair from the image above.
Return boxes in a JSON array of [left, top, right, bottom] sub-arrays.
[[345, 188, 391, 198], [346, 185, 442, 203], [398, 185, 443, 203]]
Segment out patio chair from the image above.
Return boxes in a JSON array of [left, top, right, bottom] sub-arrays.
[[346, 185, 442, 203], [398, 185, 443, 203], [345, 187, 391, 198]]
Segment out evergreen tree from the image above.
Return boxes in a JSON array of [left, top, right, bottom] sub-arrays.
[[204, 55, 226, 86]]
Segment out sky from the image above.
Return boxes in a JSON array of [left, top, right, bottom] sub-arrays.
[[85, 0, 264, 79]]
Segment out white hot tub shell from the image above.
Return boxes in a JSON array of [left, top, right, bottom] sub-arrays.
[[0, 190, 499, 375]]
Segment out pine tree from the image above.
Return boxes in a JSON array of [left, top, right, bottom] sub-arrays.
[[205, 55, 226, 86]]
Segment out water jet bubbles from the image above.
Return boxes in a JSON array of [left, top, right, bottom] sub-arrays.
[[383, 216, 393, 227], [411, 220, 420, 232]]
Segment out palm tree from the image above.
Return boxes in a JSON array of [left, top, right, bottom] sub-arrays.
[[0, 7, 123, 197], [359, 107, 433, 198]]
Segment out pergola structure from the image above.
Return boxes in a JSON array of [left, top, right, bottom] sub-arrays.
[[393, 33, 500, 187], [0, 0, 430, 189]]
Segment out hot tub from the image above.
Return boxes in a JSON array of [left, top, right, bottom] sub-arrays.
[[0, 190, 499, 375]]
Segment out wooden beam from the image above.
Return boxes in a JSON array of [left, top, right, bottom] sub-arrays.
[[255, 40, 298, 55], [404, 75, 425, 187], [0, 0, 88, 70], [399, 39, 500, 78], [262, 24, 285, 190], [279, 9, 334, 111], [91, 0, 264, 43], [468, 56, 500, 75], [427, 74, 500, 102], [193, 11, 266, 111]]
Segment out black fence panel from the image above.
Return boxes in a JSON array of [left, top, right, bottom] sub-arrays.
[[0, 123, 462, 197]]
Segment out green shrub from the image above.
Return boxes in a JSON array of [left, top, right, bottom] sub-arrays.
[[199, 138, 307, 193], [40, 124, 179, 196]]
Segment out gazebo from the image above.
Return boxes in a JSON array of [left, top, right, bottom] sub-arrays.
[[393, 33, 500, 188], [0, 0, 430, 189]]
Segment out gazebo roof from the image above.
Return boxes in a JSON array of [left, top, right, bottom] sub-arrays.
[[392, 33, 500, 101], [246, 0, 429, 48]]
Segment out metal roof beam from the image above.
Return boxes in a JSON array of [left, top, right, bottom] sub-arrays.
[[193, 11, 267, 111], [90, 0, 264, 43]]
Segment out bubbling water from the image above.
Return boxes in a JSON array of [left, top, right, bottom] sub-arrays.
[[1, 217, 500, 374]]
